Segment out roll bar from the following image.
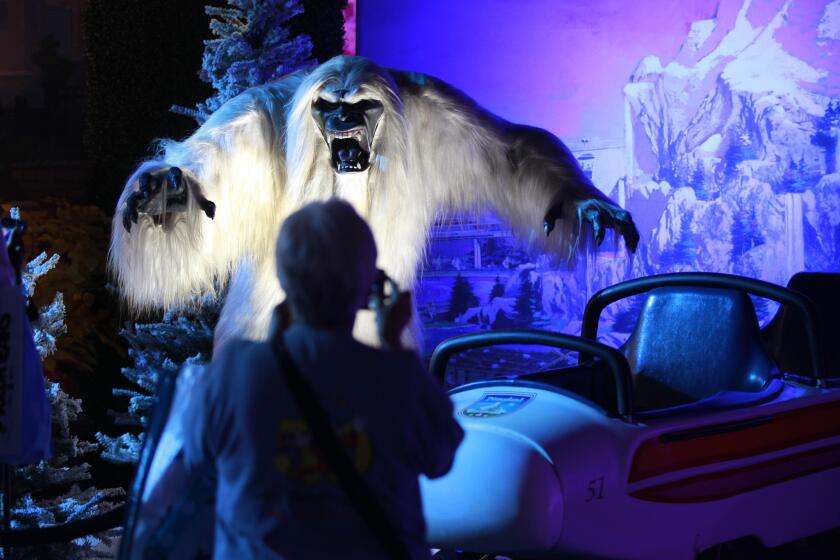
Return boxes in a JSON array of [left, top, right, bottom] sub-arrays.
[[430, 329, 635, 422], [580, 272, 824, 384]]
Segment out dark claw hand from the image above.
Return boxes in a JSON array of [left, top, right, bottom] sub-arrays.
[[586, 207, 606, 247], [616, 210, 640, 253], [578, 199, 639, 253], [603, 207, 640, 252], [123, 192, 140, 233], [197, 196, 216, 219], [543, 200, 563, 237], [545, 197, 639, 253], [139, 172, 154, 201], [167, 167, 182, 188], [121, 166, 216, 233]]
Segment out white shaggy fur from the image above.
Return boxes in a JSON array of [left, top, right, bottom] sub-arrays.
[[110, 56, 617, 349]]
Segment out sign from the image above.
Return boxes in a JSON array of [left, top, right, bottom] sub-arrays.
[[462, 392, 535, 418]]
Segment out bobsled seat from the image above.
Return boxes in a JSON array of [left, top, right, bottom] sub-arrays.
[[762, 272, 840, 378], [622, 287, 776, 411]]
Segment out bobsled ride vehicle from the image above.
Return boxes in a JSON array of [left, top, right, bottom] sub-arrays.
[[421, 272, 840, 560], [0, 271, 837, 560]]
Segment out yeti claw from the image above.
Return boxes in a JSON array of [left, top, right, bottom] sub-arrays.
[[579, 200, 639, 253], [121, 166, 216, 234], [123, 192, 140, 233], [543, 201, 563, 237], [198, 196, 216, 219], [544, 198, 639, 253]]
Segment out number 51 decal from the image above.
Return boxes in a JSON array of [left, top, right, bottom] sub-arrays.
[[585, 476, 605, 502]]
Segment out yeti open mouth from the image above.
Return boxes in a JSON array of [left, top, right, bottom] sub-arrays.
[[329, 128, 371, 173]]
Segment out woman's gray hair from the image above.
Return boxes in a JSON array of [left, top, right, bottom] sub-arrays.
[[275, 199, 377, 327]]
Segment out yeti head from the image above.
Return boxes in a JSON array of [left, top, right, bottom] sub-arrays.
[[287, 56, 406, 179]]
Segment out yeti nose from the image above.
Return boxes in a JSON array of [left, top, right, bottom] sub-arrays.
[[329, 109, 363, 131]]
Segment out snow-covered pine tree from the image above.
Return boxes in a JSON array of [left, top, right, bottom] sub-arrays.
[[674, 214, 698, 268], [489, 276, 505, 302], [811, 100, 839, 175], [730, 206, 764, 265], [513, 271, 536, 327], [172, 0, 314, 122], [109, 0, 314, 450], [446, 273, 479, 322], [722, 124, 758, 184], [781, 157, 814, 194], [690, 160, 710, 201], [7, 209, 123, 559], [96, 303, 217, 464]]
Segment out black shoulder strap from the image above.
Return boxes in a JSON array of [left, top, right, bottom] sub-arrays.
[[271, 333, 411, 560]]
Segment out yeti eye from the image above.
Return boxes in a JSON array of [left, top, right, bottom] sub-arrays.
[[314, 98, 340, 112], [351, 99, 383, 112]]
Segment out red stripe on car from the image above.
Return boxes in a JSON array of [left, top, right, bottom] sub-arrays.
[[629, 400, 840, 483], [630, 442, 840, 503]]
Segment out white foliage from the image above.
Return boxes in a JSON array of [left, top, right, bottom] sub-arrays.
[[32, 292, 67, 359], [96, 432, 145, 465], [47, 380, 82, 438], [5, 232, 122, 559], [22, 251, 59, 299]]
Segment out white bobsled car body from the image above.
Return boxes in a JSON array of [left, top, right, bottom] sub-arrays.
[[421, 272, 840, 559]]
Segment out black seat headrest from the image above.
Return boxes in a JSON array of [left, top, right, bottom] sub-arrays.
[[622, 287, 776, 410]]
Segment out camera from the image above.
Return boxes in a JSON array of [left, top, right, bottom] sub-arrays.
[[368, 269, 398, 311]]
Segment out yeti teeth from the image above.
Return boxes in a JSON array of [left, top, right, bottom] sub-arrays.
[[330, 129, 368, 145]]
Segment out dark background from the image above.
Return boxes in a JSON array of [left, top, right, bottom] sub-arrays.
[[2, 0, 346, 208], [1, 0, 347, 489]]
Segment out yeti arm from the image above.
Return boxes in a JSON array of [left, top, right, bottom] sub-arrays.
[[398, 74, 638, 260], [110, 80, 301, 312], [501, 123, 639, 253]]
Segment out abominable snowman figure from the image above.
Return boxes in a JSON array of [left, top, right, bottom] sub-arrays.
[[110, 56, 639, 349]]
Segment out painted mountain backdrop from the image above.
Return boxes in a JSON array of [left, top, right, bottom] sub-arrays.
[[417, 0, 840, 372]]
